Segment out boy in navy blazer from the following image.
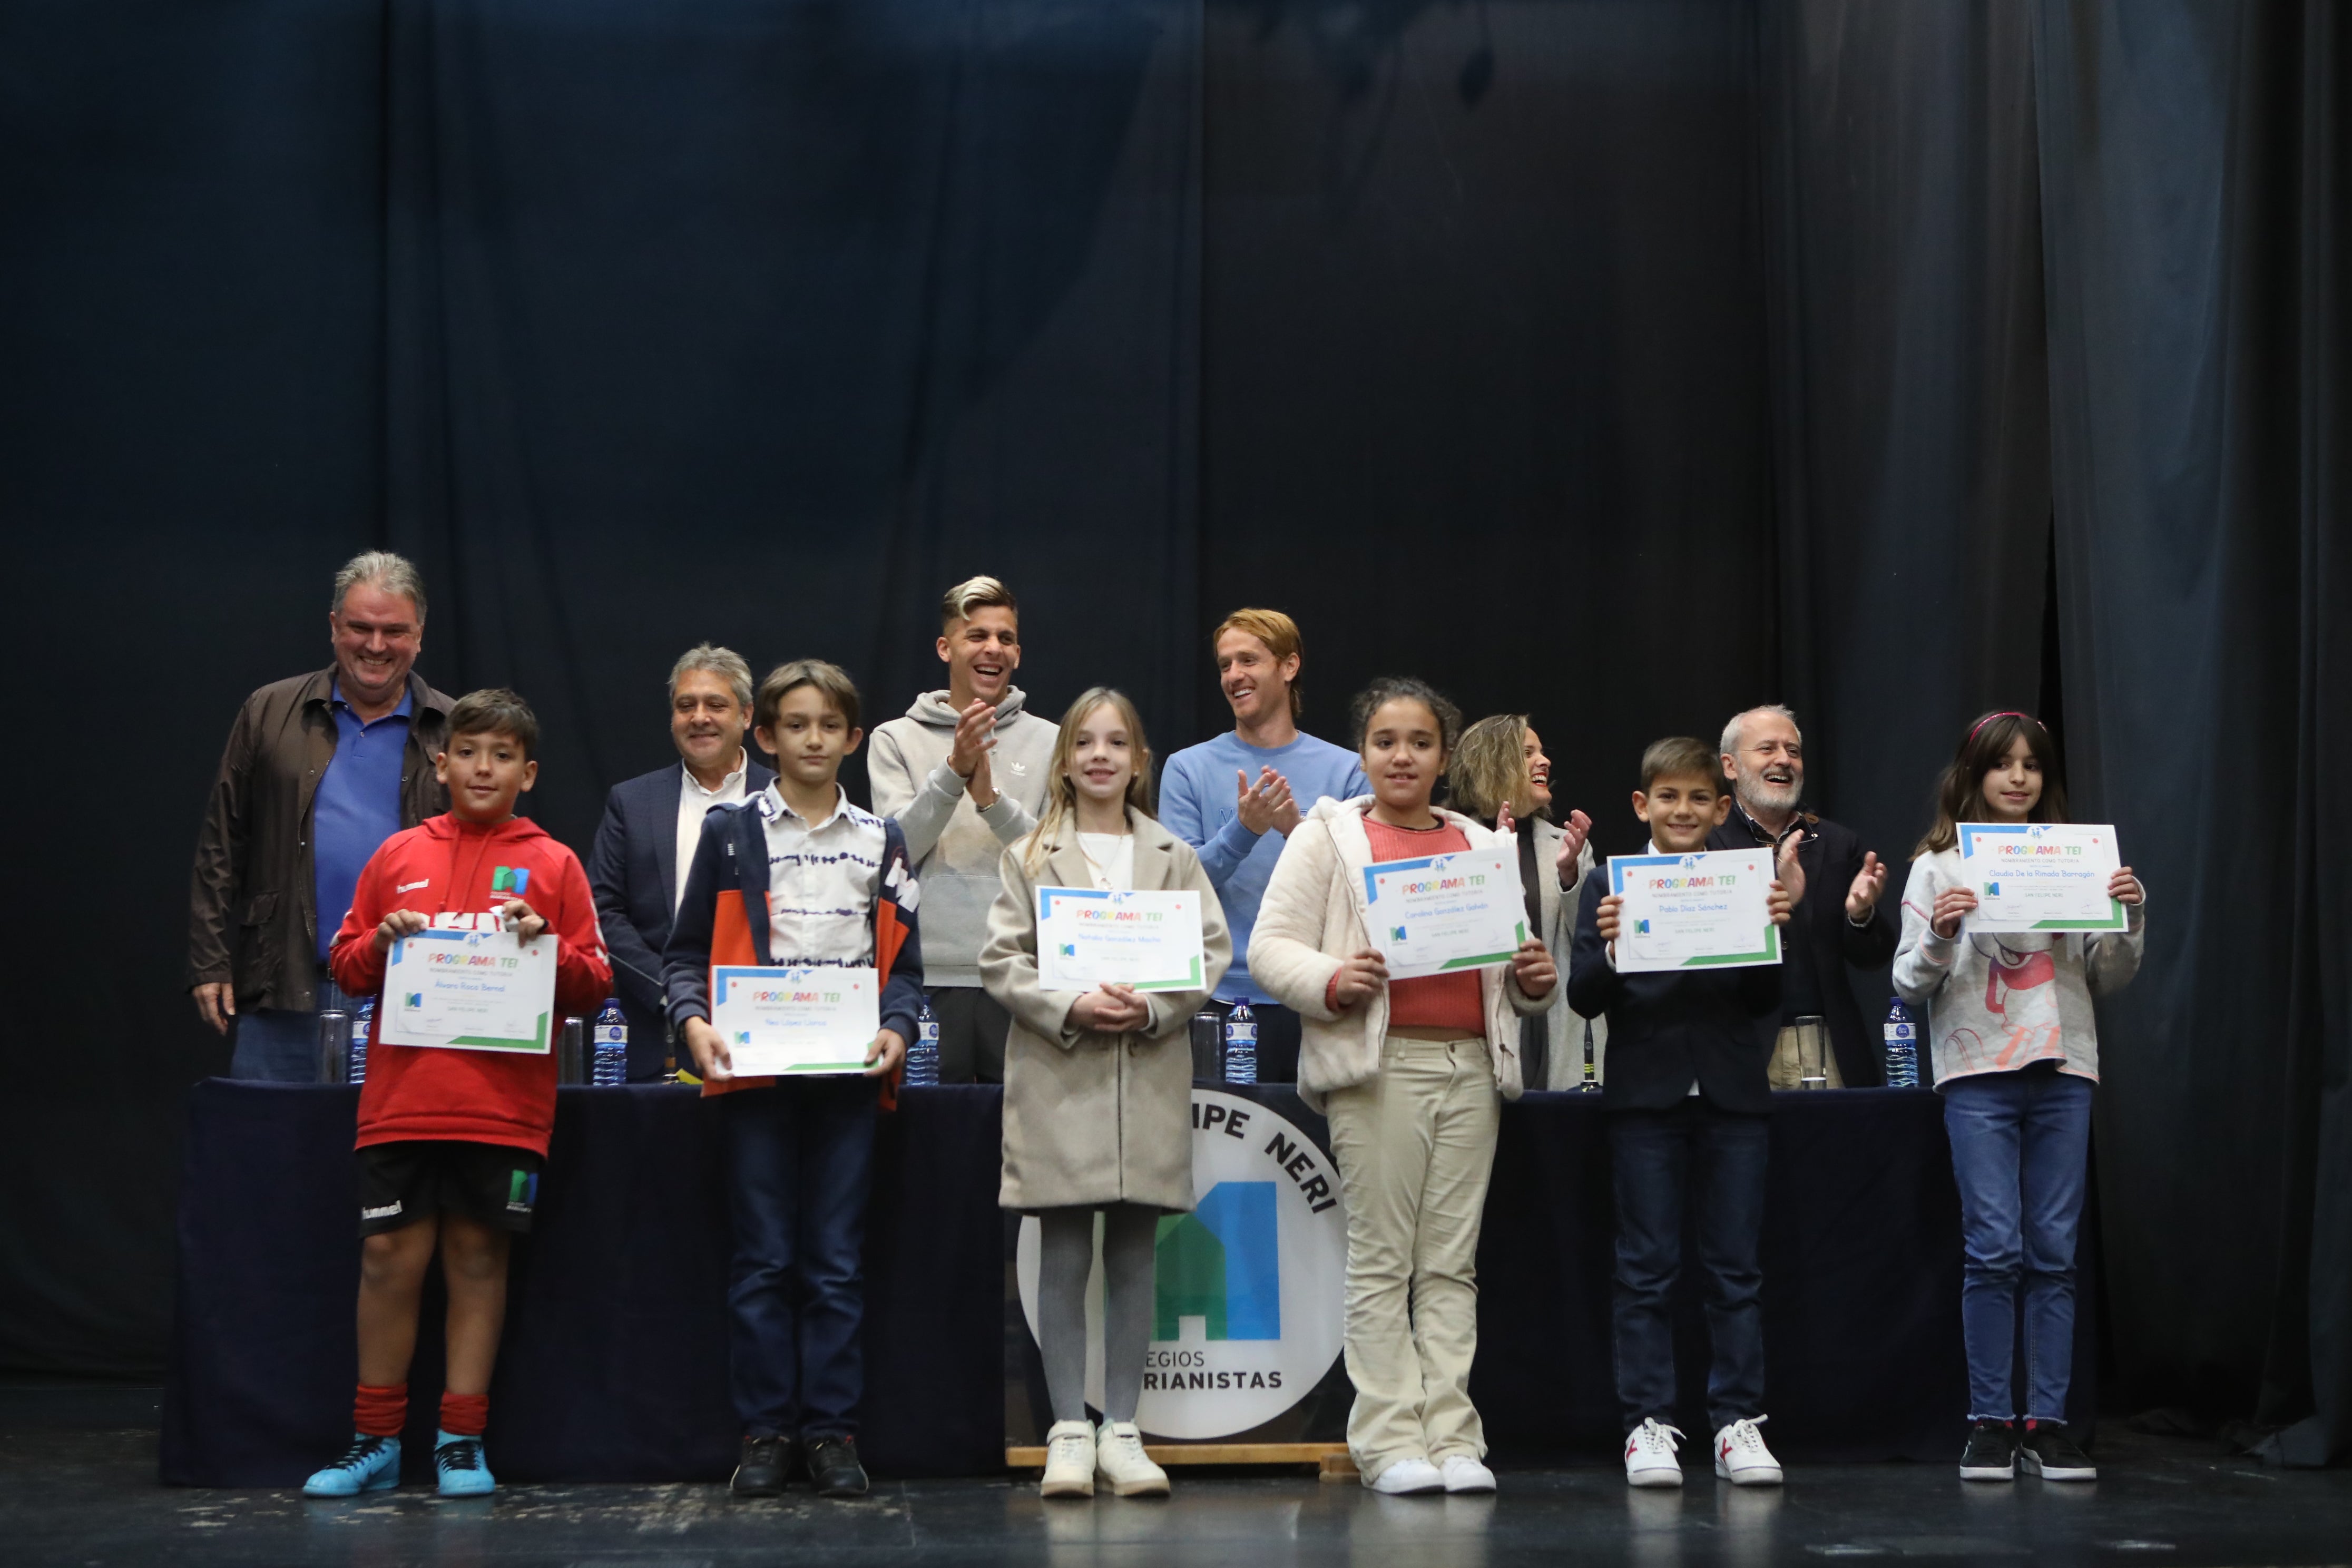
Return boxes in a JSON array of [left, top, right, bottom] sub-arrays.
[[1569, 737, 1795, 1491]]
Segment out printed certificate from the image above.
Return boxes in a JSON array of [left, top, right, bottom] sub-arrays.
[[1361, 849, 1527, 981], [1035, 888, 1207, 993], [1957, 822, 2125, 934], [711, 965, 881, 1076], [378, 927, 558, 1053], [1609, 849, 1780, 973]]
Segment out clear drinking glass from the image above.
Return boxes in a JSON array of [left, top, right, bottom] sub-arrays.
[[1794, 1014, 1830, 1090]]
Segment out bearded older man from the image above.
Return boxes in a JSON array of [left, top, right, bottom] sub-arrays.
[[189, 552, 455, 1079], [1707, 705, 1895, 1089]]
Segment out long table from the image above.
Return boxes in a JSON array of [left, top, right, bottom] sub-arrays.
[[161, 1080, 2095, 1484]]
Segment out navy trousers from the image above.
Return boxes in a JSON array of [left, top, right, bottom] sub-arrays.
[[1609, 1097, 1771, 1434], [721, 1076, 879, 1439]]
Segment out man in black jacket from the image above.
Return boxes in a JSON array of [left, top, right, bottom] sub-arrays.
[[1708, 705, 1894, 1089], [587, 645, 775, 1079], [189, 553, 453, 1080]]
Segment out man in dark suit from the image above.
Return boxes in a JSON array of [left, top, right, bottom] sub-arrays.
[[588, 644, 775, 1079], [1707, 705, 1895, 1088]]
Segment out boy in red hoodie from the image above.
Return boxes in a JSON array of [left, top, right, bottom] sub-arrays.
[[302, 689, 611, 1498]]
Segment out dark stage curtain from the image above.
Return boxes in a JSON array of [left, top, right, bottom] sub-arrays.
[[3, 0, 2347, 1467], [2034, 0, 2352, 1463]]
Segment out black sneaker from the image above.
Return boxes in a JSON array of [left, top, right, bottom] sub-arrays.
[[1958, 1417, 2017, 1482], [806, 1435, 868, 1498], [2020, 1423, 2098, 1481], [731, 1435, 792, 1498]]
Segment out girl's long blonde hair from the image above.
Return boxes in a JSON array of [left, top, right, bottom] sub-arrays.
[[1022, 687, 1156, 873]]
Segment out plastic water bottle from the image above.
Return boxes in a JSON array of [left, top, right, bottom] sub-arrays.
[[1223, 1002, 1258, 1085], [904, 998, 940, 1086], [316, 1008, 351, 1084], [350, 997, 375, 1084], [1883, 997, 1920, 1087], [592, 998, 629, 1086]]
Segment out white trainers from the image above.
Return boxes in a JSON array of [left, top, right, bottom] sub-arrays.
[[1040, 1419, 1096, 1498], [1093, 1421, 1170, 1497], [1713, 1416, 1783, 1486], [1624, 1418, 1686, 1487], [1364, 1456, 1446, 1494], [1438, 1454, 1496, 1493]]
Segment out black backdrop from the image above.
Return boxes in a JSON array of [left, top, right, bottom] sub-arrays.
[[2, 0, 2345, 1463]]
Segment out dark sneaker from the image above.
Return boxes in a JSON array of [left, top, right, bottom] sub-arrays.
[[1958, 1418, 2017, 1482], [807, 1435, 869, 1498], [731, 1435, 791, 1498], [2020, 1424, 2098, 1481]]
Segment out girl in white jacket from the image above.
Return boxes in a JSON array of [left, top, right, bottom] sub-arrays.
[[1892, 712, 2144, 1486], [1249, 678, 1557, 1495]]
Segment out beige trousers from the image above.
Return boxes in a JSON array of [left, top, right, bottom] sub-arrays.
[[1321, 1035, 1500, 1478]]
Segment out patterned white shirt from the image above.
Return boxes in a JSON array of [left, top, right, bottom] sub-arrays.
[[757, 781, 887, 967]]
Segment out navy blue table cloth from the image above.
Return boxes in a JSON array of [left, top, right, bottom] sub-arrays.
[[162, 1081, 2093, 1484]]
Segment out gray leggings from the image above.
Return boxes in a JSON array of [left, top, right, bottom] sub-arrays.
[[1037, 1203, 1160, 1424]]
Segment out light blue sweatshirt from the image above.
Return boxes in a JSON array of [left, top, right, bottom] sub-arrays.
[[1159, 731, 1367, 1005]]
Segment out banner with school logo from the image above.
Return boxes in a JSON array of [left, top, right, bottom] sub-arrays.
[[1006, 1086, 1350, 1446]]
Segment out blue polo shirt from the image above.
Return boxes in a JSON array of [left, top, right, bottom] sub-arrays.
[[313, 683, 413, 959]]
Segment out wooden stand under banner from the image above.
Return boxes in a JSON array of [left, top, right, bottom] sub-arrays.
[[1007, 1443, 1357, 1482]]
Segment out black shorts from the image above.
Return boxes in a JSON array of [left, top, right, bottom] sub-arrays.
[[356, 1140, 544, 1237]]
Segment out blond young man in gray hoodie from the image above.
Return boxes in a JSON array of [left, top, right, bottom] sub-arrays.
[[869, 576, 1059, 1081]]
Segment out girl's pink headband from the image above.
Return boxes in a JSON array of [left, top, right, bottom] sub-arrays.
[[1968, 711, 2037, 744]]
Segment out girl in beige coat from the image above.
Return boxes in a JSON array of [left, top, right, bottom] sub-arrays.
[[980, 689, 1230, 1501], [1249, 678, 1557, 1496]]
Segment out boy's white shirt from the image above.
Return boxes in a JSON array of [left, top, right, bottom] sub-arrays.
[[756, 781, 886, 967]]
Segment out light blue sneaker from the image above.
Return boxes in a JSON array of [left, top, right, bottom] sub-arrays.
[[434, 1430, 495, 1496], [302, 1433, 401, 1497]]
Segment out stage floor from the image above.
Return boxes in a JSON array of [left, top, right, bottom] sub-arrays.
[[8, 1380, 2348, 1567]]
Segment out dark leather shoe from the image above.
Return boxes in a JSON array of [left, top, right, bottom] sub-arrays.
[[731, 1434, 792, 1497], [806, 1435, 868, 1497]]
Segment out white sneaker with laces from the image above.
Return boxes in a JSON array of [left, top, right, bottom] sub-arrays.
[[1040, 1419, 1096, 1498], [1364, 1456, 1446, 1494], [1438, 1454, 1496, 1493], [1093, 1421, 1170, 1497], [1624, 1418, 1686, 1487], [1713, 1416, 1783, 1486]]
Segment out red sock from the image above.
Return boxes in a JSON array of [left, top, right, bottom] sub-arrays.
[[440, 1391, 489, 1437], [354, 1383, 407, 1438]]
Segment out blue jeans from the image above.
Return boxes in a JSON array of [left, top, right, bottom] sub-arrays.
[[1944, 1065, 2093, 1423], [1610, 1099, 1771, 1433], [227, 971, 356, 1081], [722, 1077, 879, 1438]]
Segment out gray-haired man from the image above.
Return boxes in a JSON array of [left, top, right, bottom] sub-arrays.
[[189, 552, 456, 1079], [1706, 705, 1895, 1088], [587, 644, 777, 1078]]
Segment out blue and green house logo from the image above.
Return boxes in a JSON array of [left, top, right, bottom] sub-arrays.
[[1153, 1182, 1280, 1341]]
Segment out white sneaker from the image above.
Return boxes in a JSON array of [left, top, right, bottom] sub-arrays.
[[1624, 1418, 1685, 1487], [1093, 1421, 1170, 1497], [1364, 1456, 1446, 1494], [1438, 1454, 1496, 1493], [1713, 1416, 1783, 1486], [1040, 1419, 1095, 1498]]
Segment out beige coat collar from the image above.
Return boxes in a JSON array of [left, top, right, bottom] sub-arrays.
[[1039, 807, 1179, 890]]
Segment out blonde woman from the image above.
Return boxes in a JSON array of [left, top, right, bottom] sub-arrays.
[[1447, 715, 1606, 1089], [980, 689, 1230, 1500], [1250, 677, 1558, 1495]]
